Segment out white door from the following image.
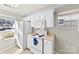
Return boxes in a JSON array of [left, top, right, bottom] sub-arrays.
[[23, 21, 32, 49]]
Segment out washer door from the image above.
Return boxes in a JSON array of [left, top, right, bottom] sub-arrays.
[[33, 38, 38, 46], [32, 37, 43, 52]]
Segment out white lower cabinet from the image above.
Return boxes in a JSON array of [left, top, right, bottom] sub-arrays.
[[44, 40, 54, 54]]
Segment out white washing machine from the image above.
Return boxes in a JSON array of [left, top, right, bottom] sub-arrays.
[[31, 35, 44, 54]]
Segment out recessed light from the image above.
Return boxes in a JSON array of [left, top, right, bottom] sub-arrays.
[[4, 4, 20, 8]]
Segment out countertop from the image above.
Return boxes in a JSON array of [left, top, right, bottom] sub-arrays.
[[27, 32, 55, 41], [44, 33, 55, 41]]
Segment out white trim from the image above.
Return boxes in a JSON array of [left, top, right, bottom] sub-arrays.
[[58, 9, 79, 16]]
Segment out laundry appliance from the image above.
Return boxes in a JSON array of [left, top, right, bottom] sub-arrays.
[[31, 35, 44, 54]]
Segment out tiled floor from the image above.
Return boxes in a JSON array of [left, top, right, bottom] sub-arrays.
[[0, 46, 32, 54]]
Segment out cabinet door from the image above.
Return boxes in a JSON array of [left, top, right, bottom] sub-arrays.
[[31, 13, 45, 28], [36, 12, 45, 28], [45, 9, 54, 27], [44, 40, 54, 54], [39, 12, 45, 21], [31, 14, 38, 28]]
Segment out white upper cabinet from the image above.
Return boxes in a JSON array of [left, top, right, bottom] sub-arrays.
[[31, 14, 40, 28], [45, 9, 54, 27], [23, 16, 31, 21], [24, 9, 54, 28], [31, 12, 45, 28], [39, 12, 45, 21]]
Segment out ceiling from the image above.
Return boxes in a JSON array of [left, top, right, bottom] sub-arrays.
[[56, 4, 79, 13], [0, 4, 79, 18], [0, 4, 64, 17], [1, 4, 78, 18]]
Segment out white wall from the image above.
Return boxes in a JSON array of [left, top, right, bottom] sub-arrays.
[[55, 30, 79, 53], [0, 10, 23, 21], [54, 12, 79, 54]]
